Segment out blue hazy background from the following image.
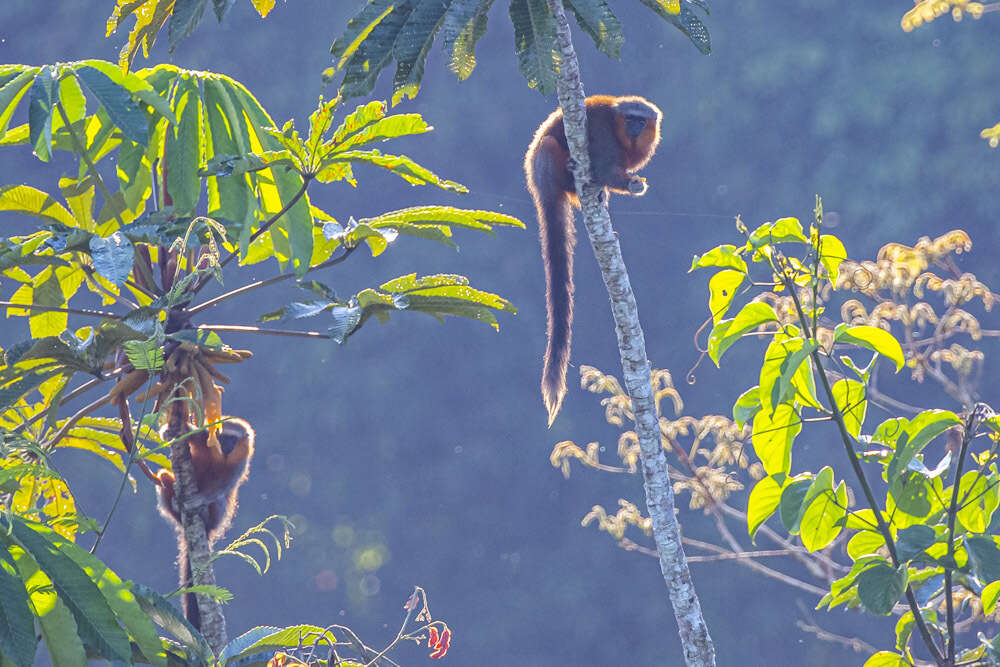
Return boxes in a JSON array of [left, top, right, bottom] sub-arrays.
[[1, 1, 999, 664]]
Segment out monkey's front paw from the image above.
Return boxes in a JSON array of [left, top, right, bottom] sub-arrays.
[[628, 176, 648, 196]]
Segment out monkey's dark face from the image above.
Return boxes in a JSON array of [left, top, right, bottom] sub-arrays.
[[623, 113, 649, 140]]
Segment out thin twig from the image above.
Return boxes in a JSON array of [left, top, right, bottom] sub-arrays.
[[188, 245, 357, 315], [197, 324, 331, 339], [0, 300, 119, 319]]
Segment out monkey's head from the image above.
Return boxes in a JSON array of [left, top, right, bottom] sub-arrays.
[[218, 417, 254, 458], [613, 96, 662, 157]]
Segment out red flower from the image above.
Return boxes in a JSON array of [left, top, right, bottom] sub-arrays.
[[429, 627, 451, 659]]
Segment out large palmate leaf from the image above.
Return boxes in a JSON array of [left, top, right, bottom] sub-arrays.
[[328, 0, 708, 99], [260, 273, 516, 344]]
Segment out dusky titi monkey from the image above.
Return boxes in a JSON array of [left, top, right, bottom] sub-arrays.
[[524, 95, 662, 425], [157, 417, 254, 629]]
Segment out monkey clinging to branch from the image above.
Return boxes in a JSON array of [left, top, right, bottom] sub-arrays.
[[157, 417, 254, 629], [524, 95, 662, 426]]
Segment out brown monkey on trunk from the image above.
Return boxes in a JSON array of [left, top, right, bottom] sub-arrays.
[[524, 95, 662, 425], [157, 417, 254, 629]]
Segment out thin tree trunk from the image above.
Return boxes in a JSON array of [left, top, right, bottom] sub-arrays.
[[543, 1, 716, 664]]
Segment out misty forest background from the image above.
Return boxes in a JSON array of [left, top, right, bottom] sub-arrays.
[[2, 1, 999, 664]]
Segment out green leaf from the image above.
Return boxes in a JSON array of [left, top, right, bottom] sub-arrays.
[[965, 536, 1000, 583], [857, 563, 906, 616], [88, 232, 134, 286], [707, 269, 743, 323], [329, 113, 433, 153], [322, 149, 467, 192], [133, 584, 212, 662], [708, 302, 778, 365], [982, 580, 1000, 614], [863, 651, 910, 667], [847, 530, 885, 561], [800, 474, 847, 552], [819, 234, 847, 284], [44, 529, 163, 664], [732, 386, 761, 429], [0, 185, 78, 228], [8, 542, 88, 667], [0, 69, 37, 140], [510, 0, 558, 94], [168, 0, 210, 52], [889, 471, 933, 519], [441, 0, 494, 80], [74, 66, 148, 145], [832, 379, 866, 438], [8, 517, 131, 662], [28, 67, 56, 162], [834, 324, 905, 372], [886, 410, 960, 484], [221, 625, 337, 663], [164, 75, 202, 215], [565, 0, 623, 58], [391, 0, 452, 103], [778, 475, 811, 532], [747, 475, 782, 540], [337, 3, 412, 100], [0, 547, 36, 667], [689, 244, 748, 273], [895, 525, 936, 563], [752, 402, 800, 476], [748, 216, 808, 248], [759, 335, 818, 416], [635, 0, 711, 55], [957, 472, 1000, 533]]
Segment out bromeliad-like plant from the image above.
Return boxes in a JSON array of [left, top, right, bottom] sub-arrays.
[[0, 58, 518, 663], [685, 199, 1000, 665]]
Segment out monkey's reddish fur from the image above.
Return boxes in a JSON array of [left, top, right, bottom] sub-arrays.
[[524, 95, 662, 425], [157, 418, 254, 629]]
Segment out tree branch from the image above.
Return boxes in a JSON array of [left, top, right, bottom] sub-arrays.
[[544, 1, 715, 664]]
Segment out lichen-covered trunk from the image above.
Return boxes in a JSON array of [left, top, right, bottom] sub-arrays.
[[543, 1, 716, 664]]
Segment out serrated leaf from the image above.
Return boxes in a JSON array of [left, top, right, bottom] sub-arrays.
[[75, 65, 148, 145], [0, 547, 36, 667], [28, 67, 56, 162], [0, 185, 79, 228], [8, 517, 131, 662], [164, 75, 202, 215], [441, 0, 494, 80], [168, 0, 210, 51], [0, 69, 37, 140], [510, 0, 557, 94], [565, 0, 623, 58], [391, 0, 451, 103]]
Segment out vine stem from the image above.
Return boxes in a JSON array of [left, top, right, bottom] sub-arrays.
[[0, 300, 119, 319], [187, 245, 356, 315], [780, 265, 946, 665], [544, 1, 715, 664], [198, 324, 331, 339], [189, 174, 315, 299]]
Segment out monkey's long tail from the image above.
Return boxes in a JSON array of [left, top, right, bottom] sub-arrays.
[[178, 549, 202, 631], [536, 182, 576, 427]]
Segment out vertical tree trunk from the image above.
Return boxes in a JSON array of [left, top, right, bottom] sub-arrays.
[[543, 2, 716, 664]]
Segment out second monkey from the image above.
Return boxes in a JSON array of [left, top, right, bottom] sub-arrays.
[[524, 95, 662, 425]]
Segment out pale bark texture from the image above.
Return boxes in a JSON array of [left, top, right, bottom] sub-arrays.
[[543, 1, 717, 664]]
